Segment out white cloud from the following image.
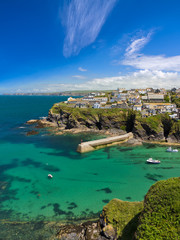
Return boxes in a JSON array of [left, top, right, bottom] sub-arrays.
[[78, 70, 180, 90], [123, 54, 180, 72], [122, 31, 180, 72], [72, 75, 86, 79], [125, 32, 152, 57], [11, 70, 179, 93], [61, 0, 117, 57], [78, 67, 87, 72]]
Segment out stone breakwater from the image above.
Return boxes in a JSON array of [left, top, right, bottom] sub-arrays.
[[77, 132, 133, 153]]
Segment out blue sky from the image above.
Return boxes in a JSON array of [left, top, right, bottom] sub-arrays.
[[0, 0, 180, 93]]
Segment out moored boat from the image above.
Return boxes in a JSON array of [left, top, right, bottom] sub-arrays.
[[48, 174, 53, 178], [146, 158, 161, 164], [166, 147, 178, 152]]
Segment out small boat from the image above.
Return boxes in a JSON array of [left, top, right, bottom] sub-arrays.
[[166, 147, 178, 152], [146, 158, 161, 164], [48, 174, 53, 178]]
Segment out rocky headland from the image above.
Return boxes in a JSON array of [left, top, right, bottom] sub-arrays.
[[39, 103, 180, 144]]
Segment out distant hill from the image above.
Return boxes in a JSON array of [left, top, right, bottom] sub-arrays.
[[2, 90, 112, 96]]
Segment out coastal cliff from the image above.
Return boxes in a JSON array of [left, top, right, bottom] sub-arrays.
[[46, 103, 180, 143]]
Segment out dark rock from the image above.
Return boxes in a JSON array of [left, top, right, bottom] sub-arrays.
[[56, 221, 105, 240], [56, 224, 85, 240], [102, 225, 117, 240], [132, 121, 165, 142], [26, 130, 39, 136], [83, 222, 102, 240], [167, 133, 180, 143]]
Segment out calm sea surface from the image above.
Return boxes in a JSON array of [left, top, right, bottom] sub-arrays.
[[0, 96, 179, 222]]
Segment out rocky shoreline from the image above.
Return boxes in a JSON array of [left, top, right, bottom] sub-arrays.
[[45, 105, 180, 143], [0, 199, 142, 240], [26, 116, 180, 147], [0, 219, 104, 240]]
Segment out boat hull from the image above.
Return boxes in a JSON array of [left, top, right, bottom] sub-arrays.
[[146, 161, 160, 164]]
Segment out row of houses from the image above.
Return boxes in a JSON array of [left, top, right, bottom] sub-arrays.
[[65, 91, 179, 118], [133, 103, 178, 113], [112, 87, 167, 95]]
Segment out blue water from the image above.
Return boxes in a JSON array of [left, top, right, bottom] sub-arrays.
[[0, 96, 179, 222]]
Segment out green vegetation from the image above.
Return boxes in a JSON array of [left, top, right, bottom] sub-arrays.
[[51, 102, 128, 130], [164, 94, 170, 103], [102, 178, 180, 240], [140, 114, 162, 133], [103, 199, 143, 239], [135, 177, 180, 240], [171, 94, 180, 108], [170, 120, 180, 135]]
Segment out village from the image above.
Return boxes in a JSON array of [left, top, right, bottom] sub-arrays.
[[64, 88, 180, 119]]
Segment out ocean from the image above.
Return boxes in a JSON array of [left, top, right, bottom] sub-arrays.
[[0, 95, 179, 223]]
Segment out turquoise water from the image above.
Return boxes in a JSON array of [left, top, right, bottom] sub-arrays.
[[0, 96, 179, 222]]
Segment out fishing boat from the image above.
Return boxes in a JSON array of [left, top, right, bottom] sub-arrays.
[[166, 147, 178, 152], [146, 158, 161, 164]]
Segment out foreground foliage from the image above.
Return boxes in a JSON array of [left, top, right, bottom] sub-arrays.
[[135, 177, 180, 240], [102, 178, 180, 240], [103, 199, 143, 239]]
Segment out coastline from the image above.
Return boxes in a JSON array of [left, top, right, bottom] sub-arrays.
[[26, 118, 180, 148], [26, 118, 125, 137], [142, 140, 180, 147]]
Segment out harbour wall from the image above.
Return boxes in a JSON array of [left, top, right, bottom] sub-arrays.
[[77, 132, 133, 153]]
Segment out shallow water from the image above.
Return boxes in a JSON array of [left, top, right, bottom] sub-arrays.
[[0, 96, 179, 222]]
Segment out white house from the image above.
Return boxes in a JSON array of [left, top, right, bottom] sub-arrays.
[[93, 102, 101, 109], [133, 104, 142, 111]]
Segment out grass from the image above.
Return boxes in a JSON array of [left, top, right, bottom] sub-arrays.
[[103, 199, 143, 239], [135, 177, 180, 240], [101, 178, 180, 240]]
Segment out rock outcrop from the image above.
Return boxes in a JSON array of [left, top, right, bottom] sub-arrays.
[[132, 120, 165, 141], [46, 104, 180, 143]]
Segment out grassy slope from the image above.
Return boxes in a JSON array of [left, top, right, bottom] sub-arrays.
[[102, 178, 180, 240], [103, 199, 143, 239], [135, 177, 180, 240]]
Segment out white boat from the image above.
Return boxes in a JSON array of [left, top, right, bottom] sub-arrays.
[[166, 147, 178, 152], [146, 158, 161, 164], [48, 174, 53, 178]]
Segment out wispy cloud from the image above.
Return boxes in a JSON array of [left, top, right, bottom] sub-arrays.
[[72, 75, 86, 79], [61, 0, 117, 57], [78, 67, 87, 72], [125, 31, 153, 57], [122, 31, 180, 71]]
